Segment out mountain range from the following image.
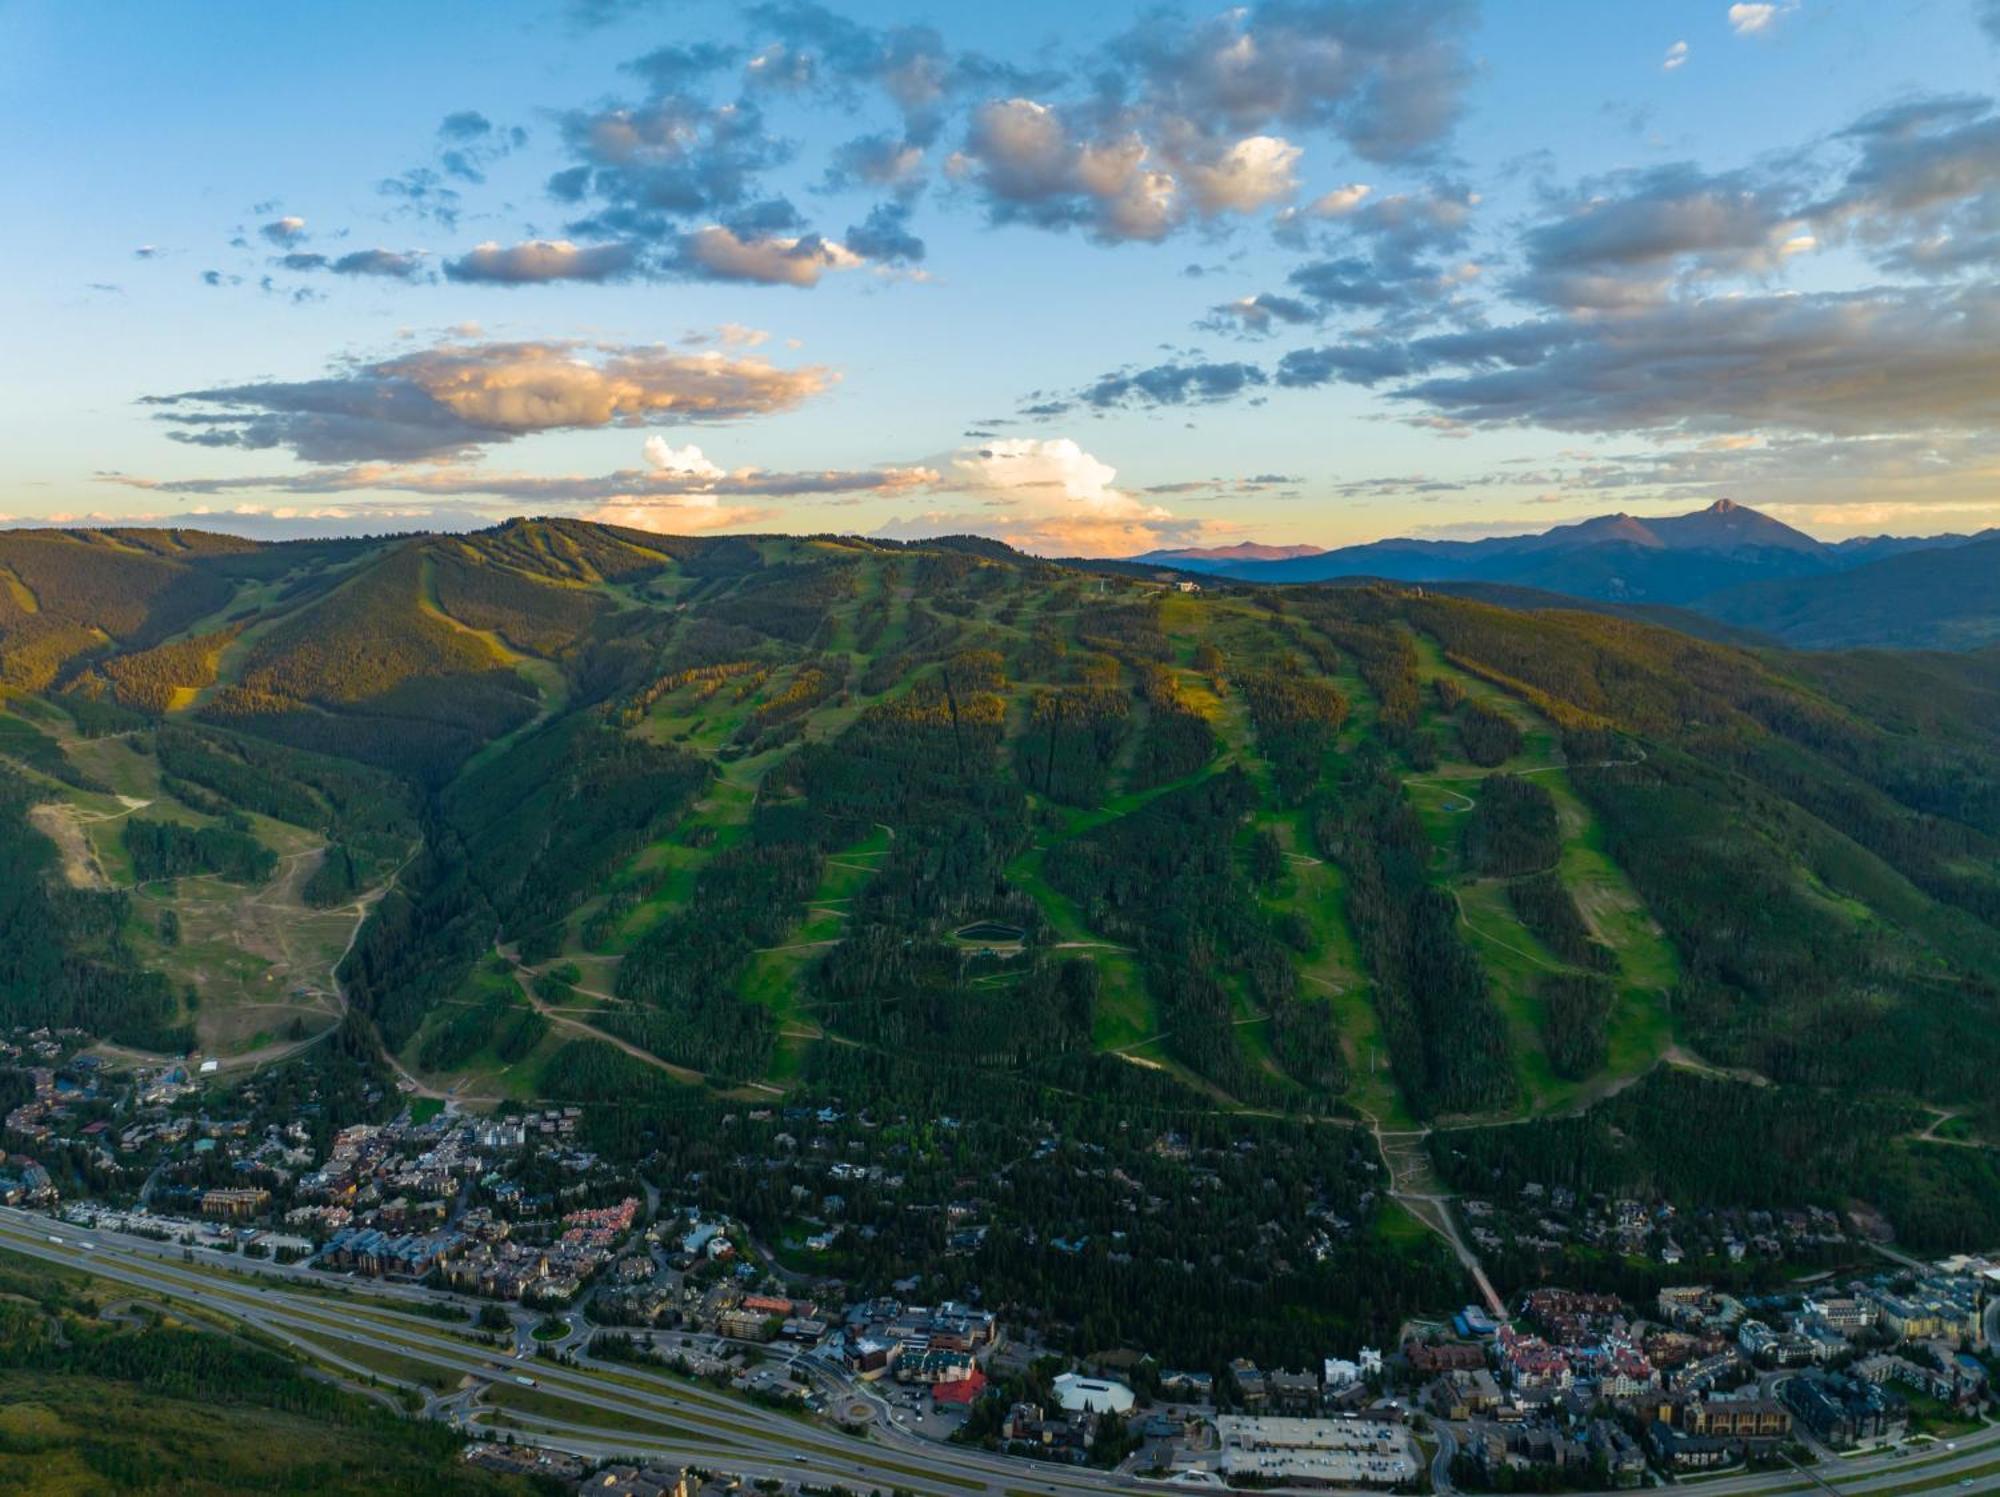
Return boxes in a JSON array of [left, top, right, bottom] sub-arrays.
[[4, 514, 2000, 1295], [1138, 500, 2000, 649]]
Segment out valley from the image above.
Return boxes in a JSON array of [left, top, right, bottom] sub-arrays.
[[2, 518, 2000, 1386]]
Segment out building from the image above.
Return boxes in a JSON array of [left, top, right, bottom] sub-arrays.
[[319, 1225, 460, 1278], [716, 1306, 779, 1343], [1682, 1396, 1792, 1442], [1783, 1372, 1907, 1449], [1159, 1369, 1215, 1402], [1647, 1422, 1734, 1473], [1805, 1295, 1875, 1332], [201, 1187, 270, 1220], [1865, 1280, 1982, 1346], [897, 1348, 979, 1386], [579, 1466, 696, 1497], [1267, 1368, 1321, 1414], [1214, 1416, 1418, 1489], [1455, 1306, 1500, 1339], [931, 1369, 987, 1409], [1002, 1403, 1093, 1463], [1404, 1339, 1486, 1374], [1052, 1373, 1134, 1415]]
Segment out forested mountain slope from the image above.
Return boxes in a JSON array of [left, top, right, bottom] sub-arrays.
[[3, 519, 2000, 1251], [1697, 534, 2000, 649]]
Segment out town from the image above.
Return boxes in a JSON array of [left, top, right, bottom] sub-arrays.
[[5, 1029, 1999, 1495]]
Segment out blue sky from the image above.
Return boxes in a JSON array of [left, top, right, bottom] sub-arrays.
[[3, 0, 1998, 553]]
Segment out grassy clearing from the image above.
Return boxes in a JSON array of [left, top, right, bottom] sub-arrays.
[[739, 825, 889, 1084], [397, 962, 563, 1103], [1372, 1198, 1434, 1248]]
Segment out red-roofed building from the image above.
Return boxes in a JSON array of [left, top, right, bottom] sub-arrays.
[[932, 1369, 988, 1407]]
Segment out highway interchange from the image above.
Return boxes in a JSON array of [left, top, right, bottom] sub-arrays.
[[3, 1207, 1998, 1496]]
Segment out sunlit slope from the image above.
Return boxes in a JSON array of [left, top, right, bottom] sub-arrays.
[[3, 523, 1997, 1137]]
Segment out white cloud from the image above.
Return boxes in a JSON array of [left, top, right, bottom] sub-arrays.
[[910, 436, 1238, 556], [444, 239, 638, 284], [642, 437, 726, 481], [1305, 183, 1372, 216], [1663, 40, 1690, 70], [964, 99, 1308, 242], [680, 226, 865, 286], [1181, 135, 1302, 215], [951, 437, 1134, 509], [1728, 3, 1792, 36]]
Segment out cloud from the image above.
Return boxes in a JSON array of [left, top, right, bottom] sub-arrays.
[[1075, 359, 1268, 410], [823, 132, 927, 192], [436, 227, 874, 288], [580, 499, 770, 533], [550, 91, 793, 241], [105, 432, 942, 543], [378, 167, 464, 228], [1390, 283, 2000, 438], [332, 249, 427, 279], [642, 436, 726, 481], [1328, 431, 2000, 528], [959, 98, 1181, 242], [1515, 162, 1806, 308], [742, 1, 1049, 146], [950, 437, 1128, 507], [1106, 0, 1476, 164], [1201, 292, 1319, 334], [439, 110, 493, 142], [443, 239, 640, 284], [842, 201, 926, 265], [1727, 3, 1792, 36], [1983, 0, 2000, 44], [565, 0, 665, 28], [868, 435, 1223, 556], [1180, 134, 1302, 215], [1270, 180, 1481, 325], [133, 245, 161, 259], [953, 0, 1476, 246], [623, 41, 743, 92], [259, 216, 307, 246], [1274, 342, 1413, 388], [143, 339, 837, 463], [283, 248, 429, 280], [1811, 96, 2000, 276], [1284, 183, 1372, 224], [1663, 40, 1690, 70], [669, 224, 865, 285]]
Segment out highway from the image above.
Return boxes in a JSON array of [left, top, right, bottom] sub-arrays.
[[4, 1208, 1999, 1496]]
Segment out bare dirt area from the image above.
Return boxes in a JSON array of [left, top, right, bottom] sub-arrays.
[[28, 801, 110, 889], [127, 840, 369, 1056]]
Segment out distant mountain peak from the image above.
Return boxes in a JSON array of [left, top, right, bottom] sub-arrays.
[[1707, 498, 1742, 514], [1138, 541, 1327, 564]]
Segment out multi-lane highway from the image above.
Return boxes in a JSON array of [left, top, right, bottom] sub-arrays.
[[4, 1207, 1997, 1496]]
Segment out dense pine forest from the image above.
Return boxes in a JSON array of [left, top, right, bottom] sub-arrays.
[[4, 517, 2000, 1295]]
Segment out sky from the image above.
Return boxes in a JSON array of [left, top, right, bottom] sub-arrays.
[[3, 0, 1999, 555]]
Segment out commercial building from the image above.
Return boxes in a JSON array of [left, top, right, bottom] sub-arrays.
[[1214, 1415, 1419, 1489], [1052, 1373, 1134, 1415]]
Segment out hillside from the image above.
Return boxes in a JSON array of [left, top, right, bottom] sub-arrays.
[[3, 519, 2000, 1254], [1167, 501, 1996, 632], [1697, 534, 2000, 649]]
